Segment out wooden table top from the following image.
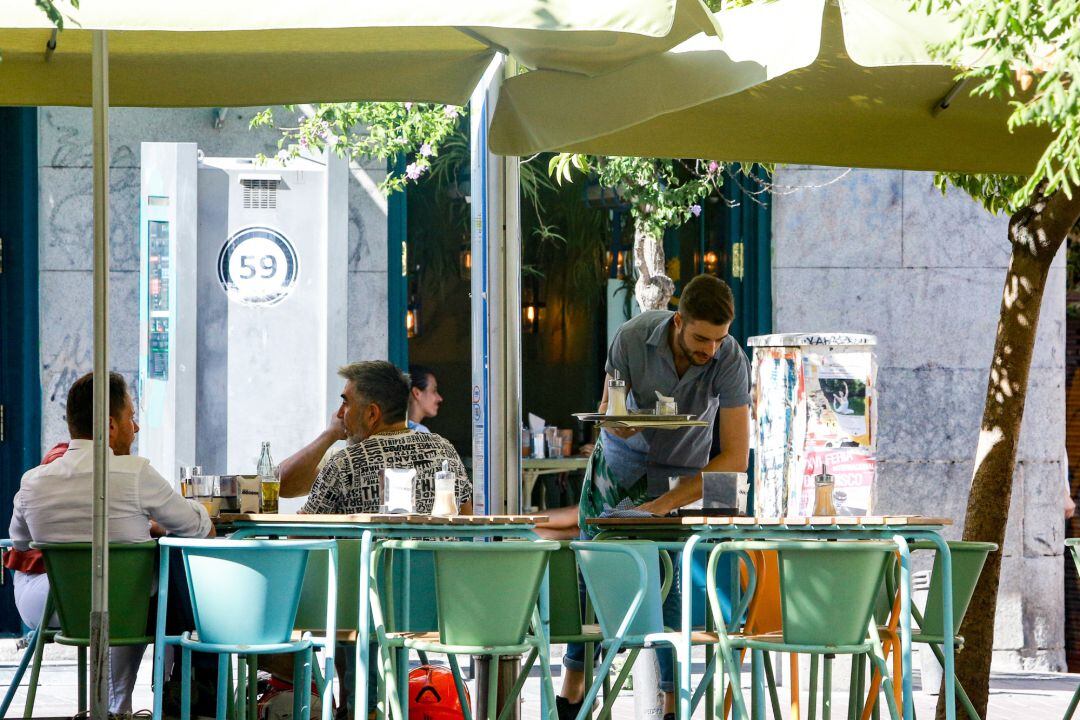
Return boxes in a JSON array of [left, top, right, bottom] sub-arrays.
[[220, 513, 547, 526], [587, 515, 951, 527]]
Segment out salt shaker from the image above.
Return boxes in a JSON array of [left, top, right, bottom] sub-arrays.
[[607, 370, 628, 416], [432, 460, 458, 516]]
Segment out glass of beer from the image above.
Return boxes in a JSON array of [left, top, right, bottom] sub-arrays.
[[260, 477, 280, 514]]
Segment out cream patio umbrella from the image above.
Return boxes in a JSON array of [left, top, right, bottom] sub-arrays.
[[488, 0, 1051, 174], [0, 1, 719, 715]]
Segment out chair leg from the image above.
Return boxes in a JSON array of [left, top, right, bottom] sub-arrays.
[[823, 655, 833, 720], [217, 654, 230, 720], [487, 655, 501, 720], [1, 627, 36, 718], [249, 655, 259, 720], [751, 650, 765, 720], [21, 627, 47, 719], [599, 648, 638, 720], [1064, 681, 1080, 720], [762, 652, 783, 720], [181, 647, 192, 720], [78, 645, 88, 714], [790, 653, 801, 720], [866, 652, 900, 720], [448, 655, 475, 720], [237, 655, 248, 720], [808, 655, 819, 720], [927, 642, 983, 720]]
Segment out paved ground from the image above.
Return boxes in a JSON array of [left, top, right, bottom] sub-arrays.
[[2, 643, 1077, 719]]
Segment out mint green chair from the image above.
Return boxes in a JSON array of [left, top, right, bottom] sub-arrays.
[[370, 539, 560, 720], [571, 540, 706, 720], [26, 541, 157, 716], [863, 540, 997, 720], [707, 540, 901, 720], [1063, 539, 1080, 720], [155, 538, 338, 720]]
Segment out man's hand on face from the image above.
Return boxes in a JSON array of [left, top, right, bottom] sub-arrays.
[[325, 412, 348, 442]]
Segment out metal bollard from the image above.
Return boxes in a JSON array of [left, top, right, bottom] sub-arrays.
[[473, 654, 523, 720]]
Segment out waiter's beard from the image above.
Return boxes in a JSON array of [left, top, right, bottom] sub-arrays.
[[676, 327, 713, 366]]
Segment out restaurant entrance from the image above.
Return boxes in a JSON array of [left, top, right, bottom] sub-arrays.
[[0, 107, 41, 635]]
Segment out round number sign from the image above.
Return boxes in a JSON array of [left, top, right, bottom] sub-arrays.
[[217, 226, 299, 306]]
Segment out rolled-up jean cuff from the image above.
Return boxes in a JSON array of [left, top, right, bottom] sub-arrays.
[[658, 680, 675, 693], [562, 643, 588, 672]]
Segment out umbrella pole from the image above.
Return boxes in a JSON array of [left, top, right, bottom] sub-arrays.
[[89, 29, 112, 720]]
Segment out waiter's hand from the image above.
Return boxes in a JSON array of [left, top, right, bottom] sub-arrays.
[[605, 426, 641, 440]]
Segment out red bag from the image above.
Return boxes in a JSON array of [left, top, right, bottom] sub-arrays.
[[409, 665, 471, 720]]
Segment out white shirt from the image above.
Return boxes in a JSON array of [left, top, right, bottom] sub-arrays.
[[8, 439, 212, 550]]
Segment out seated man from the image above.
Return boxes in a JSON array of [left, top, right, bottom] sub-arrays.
[[300, 360, 472, 515], [8, 371, 213, 715]]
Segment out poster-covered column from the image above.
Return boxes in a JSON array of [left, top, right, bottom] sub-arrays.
[[749, 333, 878, 517]]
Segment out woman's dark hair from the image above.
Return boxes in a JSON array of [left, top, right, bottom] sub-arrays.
[[408, 365, 436, 392], [66, 371, 129, 438]]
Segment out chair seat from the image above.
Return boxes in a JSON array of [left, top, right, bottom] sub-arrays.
[[292, 629, 362, 643], [383, 630, 537, 656], [878, 626, 965, 647], [550, 624, 605, 643], [730, 630, 875, 655]]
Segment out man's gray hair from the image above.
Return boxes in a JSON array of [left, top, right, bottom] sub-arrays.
[[338, 360, 410, 424]]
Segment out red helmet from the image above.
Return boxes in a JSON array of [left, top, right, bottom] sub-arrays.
[[409, 665, 471, 720]]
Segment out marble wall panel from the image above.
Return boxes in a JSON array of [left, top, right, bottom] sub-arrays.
[[772, 167, 902, 269], [347, 271, 389, 362], [876, 366, 1063, 463], [38, 167, 140, 272], [1020, 460, 1068, 558], [348, 166, 389, 273], [900, 171, 1012, 269]]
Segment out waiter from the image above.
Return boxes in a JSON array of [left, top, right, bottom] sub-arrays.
[[539, 273, 750, 720]]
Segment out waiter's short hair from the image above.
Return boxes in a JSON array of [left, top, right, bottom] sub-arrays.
[[66, 371, 130, 439], [678, 274, 735, 326], [339, 360, 410, 424]]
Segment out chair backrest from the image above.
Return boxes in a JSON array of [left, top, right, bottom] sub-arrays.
[[382, 539, 558, 648], [433, 540, 557, 647], [548, 541, 585, 638], [917, 540, 997, 637], [34, 541, 156, 645], [574, 541, 664, 639], [776, 541, 894, 647], [295, 540, 439, 635], [166, 538, 331, 646]]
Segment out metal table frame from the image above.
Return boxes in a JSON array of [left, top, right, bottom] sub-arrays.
[[590, 519, 956, 720], [227, 517, 545, 720]]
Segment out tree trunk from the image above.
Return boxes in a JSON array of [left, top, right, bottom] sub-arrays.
[[632, 218, 674, 312], [937, 187, 1080, 719]]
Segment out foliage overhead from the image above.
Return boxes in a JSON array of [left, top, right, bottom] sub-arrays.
[[251, 102, 464, 195], [549, 153, 727, 239], [925, 0, 1079, 214]]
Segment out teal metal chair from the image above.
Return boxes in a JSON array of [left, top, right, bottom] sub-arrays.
[[862, 540, 997, 720], [1063, 539, 1080, 720], [706, 540, 902, 720], [153, 538, 338, 720], [570, 540, 718, 720], [370, 539, 560, 720], [15, 541, 158, 716]]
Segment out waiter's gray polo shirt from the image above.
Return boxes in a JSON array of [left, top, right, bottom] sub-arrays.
[[602, 310, 751, 490]]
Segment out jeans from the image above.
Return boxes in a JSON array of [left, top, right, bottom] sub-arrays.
[[562, 555, 682, 694]]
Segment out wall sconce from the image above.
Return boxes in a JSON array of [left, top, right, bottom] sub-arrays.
[[704, 250, 719, 275], [522, 275, 545, 334], [606, 250, 627, 280], [459, 243, 472, 279], [406, 306, 420, 338]]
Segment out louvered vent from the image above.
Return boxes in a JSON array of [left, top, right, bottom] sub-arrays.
[[241, 178, 279, 209]]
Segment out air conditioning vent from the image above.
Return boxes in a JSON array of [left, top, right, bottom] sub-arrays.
[[241, 178, 279, 209]]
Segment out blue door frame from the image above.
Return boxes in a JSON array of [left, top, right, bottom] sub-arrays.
[[0, 107, 41, 634]]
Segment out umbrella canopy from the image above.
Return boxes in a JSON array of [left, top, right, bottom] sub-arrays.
[[1, 0, 718, 107], [489, 0, 1051, 174]]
